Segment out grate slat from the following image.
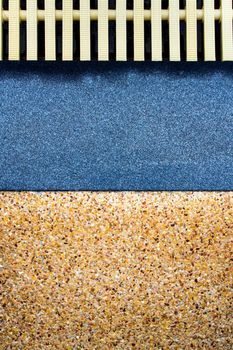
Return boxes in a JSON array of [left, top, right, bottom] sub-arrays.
[[45, 0, 56, 61], [80, 0, 91, 61], [134, 0, 144, 61], [151, 0, 162, 61], [204, 0, 215, 61], [0, 0, 2, 60], [98, 0, 109, 60], [27, 0, 37, 61], [169, 0, 180, 61], [9, 0, 20, 60], [116, 0, 127, 61], [221, 0, 233, 61], [62, 0, 73, 60], [186, 0, 198, 61]]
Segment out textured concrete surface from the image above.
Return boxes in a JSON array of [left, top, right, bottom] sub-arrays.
[[0, 192, 232, 349], [0, 62, 233, 190]]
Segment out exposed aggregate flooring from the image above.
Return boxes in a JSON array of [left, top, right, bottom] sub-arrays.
[[0, 192, 232, 349]]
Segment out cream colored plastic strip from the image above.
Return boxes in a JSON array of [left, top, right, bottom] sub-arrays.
[[27, 0, 37, 61], [98, 0, 109, 61], [116, 0, 127, 61], [134, 0, 144, 61], [204, 0, 215, 61], [45, 0, 56, 61], [151, 0, 162, 61], [186, 0, 197, 61], [9, 0, 20, 61], [2, 8, 233, 22], [169, 0, 180, 61], [63, 0, 73, 61], [221, 0, 233, 61], [80, 0, 91, 61], [0, 0, 2, 60]]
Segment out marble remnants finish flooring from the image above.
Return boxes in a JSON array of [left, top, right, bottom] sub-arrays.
[[0, 192, 232, 349]]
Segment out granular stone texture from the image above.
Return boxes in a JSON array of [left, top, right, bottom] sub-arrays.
[[1, 63, 233, 191], [0, 192, 232, 350]]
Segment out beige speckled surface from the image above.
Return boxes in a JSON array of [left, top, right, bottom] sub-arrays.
[[0, 192, 232, 350]]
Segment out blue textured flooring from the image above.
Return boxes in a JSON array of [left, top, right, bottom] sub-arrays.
[[0, 62, 233, 191]]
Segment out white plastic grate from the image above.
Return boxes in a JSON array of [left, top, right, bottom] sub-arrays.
[[1, 0, 233, 61]]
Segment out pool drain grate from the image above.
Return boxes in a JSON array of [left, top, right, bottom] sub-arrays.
[[0, 0, 232, 61]]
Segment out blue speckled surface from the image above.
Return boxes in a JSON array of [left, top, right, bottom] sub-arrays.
[[0, 62, 233, 190]]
